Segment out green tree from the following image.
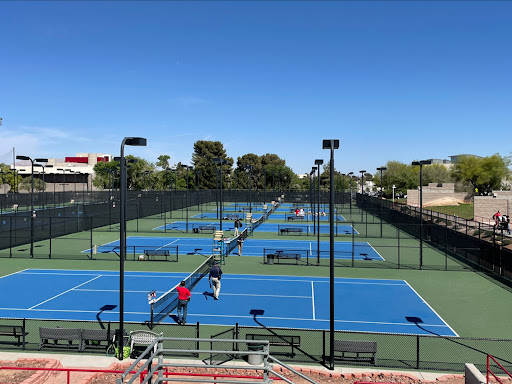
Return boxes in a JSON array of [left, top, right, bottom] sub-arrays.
[[18, 176, 45, 192], [156, 155, 170, 170], [191, 141, 233, 189], [0, 163, 17, 192], [451, 154, 511, 195], [422, 163, 453, 185]]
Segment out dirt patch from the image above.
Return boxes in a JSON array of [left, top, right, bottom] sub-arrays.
[[85, 363, 468, 384], [423, 197, 466, 207], [0, 359, 51, 384]]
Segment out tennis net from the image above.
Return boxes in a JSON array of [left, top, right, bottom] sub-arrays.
[[150, 255, 214, 327], [224, 228, 248, 255]]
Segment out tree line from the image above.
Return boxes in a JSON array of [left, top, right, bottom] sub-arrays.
[[1, 141, 510, 196]]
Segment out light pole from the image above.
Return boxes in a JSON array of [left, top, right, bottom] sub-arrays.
[[310, 167, 316, 230], [119, 137, 147, 360], [213, 158, 231, 231], [263, 169, 267, 205], [359, 170, 366, 195], [322, 139, 339, 371], [348, 172, 353, 218], [392, 185, 396, 203], [411, 160, 432, 270], [376, 167, 387, 238], [181, 165, 191, 232], [16, 155, 48, 258], [34, 163, 52, 211], [315, 159, 323, 264], [359, 170, 366, 222], [245, 165, 254, 213]]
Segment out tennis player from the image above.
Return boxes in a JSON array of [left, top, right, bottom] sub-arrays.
[[176, 281, 191, 324], [209, 262, 223, 300]]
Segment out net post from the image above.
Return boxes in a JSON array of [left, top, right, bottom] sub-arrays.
[[150, 302, 154, 330]]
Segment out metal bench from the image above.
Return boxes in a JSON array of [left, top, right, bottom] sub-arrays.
[[333, 340, 377, 364], [279, 227, 303, 235], [287, 216, 304, 221], [245, 333, 301, 357], [143, 249, 171, 261], [39, 327, 82, 351], [275, 251, 301, 264], [0, 324, 29, 349], [80, 328, 115, 352], [199, 226, 216, 233]]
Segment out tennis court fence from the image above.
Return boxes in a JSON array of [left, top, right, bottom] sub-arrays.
[[1, 317, 511, 373]]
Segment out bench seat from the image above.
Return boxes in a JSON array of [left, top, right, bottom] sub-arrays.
[[39, 327, 82, 351], [81, 329, 115, 351], [0, 324, 29, 349], [333, 340, 377, 364]]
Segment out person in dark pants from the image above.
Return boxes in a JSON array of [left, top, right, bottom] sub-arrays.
[[237, 235, 244, 256], [209, 262, 223, 300], [176, 281, 191, 324]]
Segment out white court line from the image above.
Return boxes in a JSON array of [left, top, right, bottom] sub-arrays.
[[29, 275, 102, 310], [311, 281, 316, 320], [157, 239, 179, 251], [0, 269, 29, 280], [404, 281, 459, 337]]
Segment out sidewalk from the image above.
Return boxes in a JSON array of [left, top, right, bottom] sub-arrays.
[[0, 350, 463, 383]]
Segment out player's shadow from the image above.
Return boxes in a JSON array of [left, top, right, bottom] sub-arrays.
[[405, 316, 512, 365], [203, 291, 215, 299]]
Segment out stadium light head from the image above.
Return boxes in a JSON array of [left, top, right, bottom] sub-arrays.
[[16, 155, 30, 161], [35, 158, 48, 163], [322, 139, 340, 149], [348, 172, 353, 176], [377, 167, 387, 171], [124, 137, 147, 147], [360, 170, 366, 173], [315, 159, 324, 166]]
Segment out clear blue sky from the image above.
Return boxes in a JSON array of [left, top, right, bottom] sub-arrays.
[[1, 1, 510, 175]]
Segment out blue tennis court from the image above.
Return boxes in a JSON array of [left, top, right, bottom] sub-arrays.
[[267, 213, 346, 222], [153, 221, 236, 232], [0, 269, 457, 336], [235, 238, 383, 260], [86, 236, 225, 256], [192, 212, 263, 220], [87, 236, 380, 260], [252, 222, 358, 235]]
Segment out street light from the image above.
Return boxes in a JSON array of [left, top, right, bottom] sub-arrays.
[[119, 137, 147, 360], [359, 170, 366, 195], [376, 167, 387, 238], [16, 155, 48, 258], [245, 165, 254, 213], [213, 158, 231, 231], [348, 172, 353, 218], [34, 163, 53, 211], [392, 185, 396, 203], [310, 167, 317, 233], [315, 159, 323, 265], [181, 164, 192, 232], [411, 160, 432, 270], [322, 139, 339, 371]]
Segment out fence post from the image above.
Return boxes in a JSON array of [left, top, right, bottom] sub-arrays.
[[416, 335, 420, 369], [397, 226, 400, 269], [49, 217, 52, 259], [90, 218, 93, 260]]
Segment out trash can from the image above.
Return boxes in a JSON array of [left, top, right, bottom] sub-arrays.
[[267, 254, 274, 265], [247, 343, 264, 365]]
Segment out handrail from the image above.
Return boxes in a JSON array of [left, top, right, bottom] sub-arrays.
[[487, 354, 512, 384], [268, 355, 319, 384]]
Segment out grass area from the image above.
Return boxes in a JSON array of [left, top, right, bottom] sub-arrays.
[[428, 203, 474, 220]]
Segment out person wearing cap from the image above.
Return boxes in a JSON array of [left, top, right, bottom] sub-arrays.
[[209, 262, 223, 300], [176, 280, 191, 325]]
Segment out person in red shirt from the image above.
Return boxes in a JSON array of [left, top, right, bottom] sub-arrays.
[[176, 281, 191, 325]]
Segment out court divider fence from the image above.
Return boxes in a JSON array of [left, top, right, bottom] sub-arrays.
[[1, 317, 511, 373]]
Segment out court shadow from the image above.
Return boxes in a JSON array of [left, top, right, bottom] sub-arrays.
[[96, 304, 117, 329], [203, 291, 214, 299], [169, 314, 180, 324], [249, 309, 326, 368], [405, 316, 511, 364]]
